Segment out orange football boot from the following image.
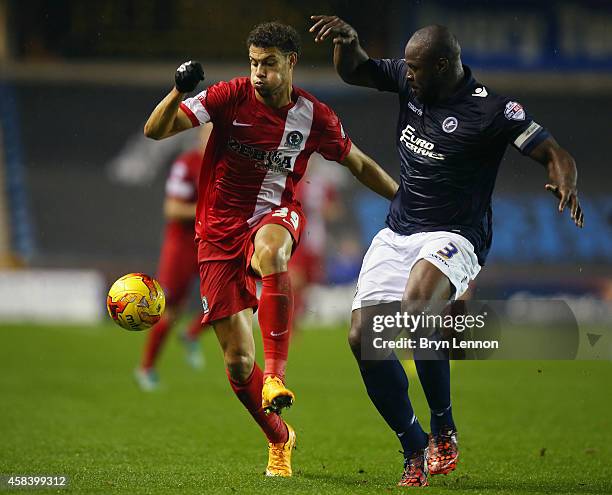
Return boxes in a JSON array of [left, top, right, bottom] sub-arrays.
[[265, 423, 297, 477]]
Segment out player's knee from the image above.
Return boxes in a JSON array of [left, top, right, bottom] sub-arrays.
[[256, 242, 290, 272], [225, 351, 255, 383]]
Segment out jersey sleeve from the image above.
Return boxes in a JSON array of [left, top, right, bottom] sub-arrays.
[[485, 99, 550, 155], [179, 80, 232, 127], [363, 58, 408, 93], [165, 156, 197, 201], [316, 105, 352, 163]]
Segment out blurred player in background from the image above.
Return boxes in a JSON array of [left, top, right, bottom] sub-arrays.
[[289, 155, 343, 324], [311, 16, 583, 487], [135, 125, 212, 391], [143, 22, 398, 477]]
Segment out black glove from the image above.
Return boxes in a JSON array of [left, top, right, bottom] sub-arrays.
[[175, 61, 205, 93]]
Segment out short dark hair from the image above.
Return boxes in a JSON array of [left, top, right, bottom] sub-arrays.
[[246, 21, 301, 56]]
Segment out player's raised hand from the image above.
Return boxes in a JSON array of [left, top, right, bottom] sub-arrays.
[[530, 138, 583, 228], [545, 183, 584, 228], [309, 15, 358, 45], [175, 61, 205, 93]]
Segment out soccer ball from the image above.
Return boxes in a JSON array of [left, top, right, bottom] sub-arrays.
[[107, 273, 165, 331]]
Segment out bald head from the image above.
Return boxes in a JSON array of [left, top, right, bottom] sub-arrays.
[[404, 25, 464, 104], [408, 25, 461, 65]]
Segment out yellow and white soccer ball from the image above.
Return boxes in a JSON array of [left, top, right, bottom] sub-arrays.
[[106, 273, 165, 331]]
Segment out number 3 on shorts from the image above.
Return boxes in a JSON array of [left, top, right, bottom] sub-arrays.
[[272, 207, 299, 232]]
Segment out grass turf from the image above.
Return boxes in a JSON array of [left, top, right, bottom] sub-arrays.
[[0, 322, 610, 494]]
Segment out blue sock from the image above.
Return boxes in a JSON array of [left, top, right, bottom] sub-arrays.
[[414, 358, 455, 435], [359, 356, 428, 455]]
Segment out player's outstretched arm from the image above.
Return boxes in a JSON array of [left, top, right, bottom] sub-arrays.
[[144, 61, 205, 140], [309, 15, 376, 88], [529, 136, 584, 228], [341, 144, 399, 201]]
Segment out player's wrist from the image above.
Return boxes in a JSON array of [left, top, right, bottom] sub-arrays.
[[338, 34, 359, 49], [171, 86, 187, 97]]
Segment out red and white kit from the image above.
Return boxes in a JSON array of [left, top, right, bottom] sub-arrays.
[[180, 77, 352, 323], [156, 149, 201, 305]]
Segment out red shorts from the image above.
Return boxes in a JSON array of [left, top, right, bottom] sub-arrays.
[[157, 223, 199, 306], [198, 205, 306, 325]]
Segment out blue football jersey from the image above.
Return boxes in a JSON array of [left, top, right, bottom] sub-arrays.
[[367, 60, 549, 265]]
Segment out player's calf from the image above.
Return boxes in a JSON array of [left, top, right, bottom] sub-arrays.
[[225, 351, 255, 384]]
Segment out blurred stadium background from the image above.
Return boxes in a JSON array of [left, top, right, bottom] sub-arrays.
[[0, 0, 610, 322], [1, 1, 611, 493], [1, 0, 611, 326]]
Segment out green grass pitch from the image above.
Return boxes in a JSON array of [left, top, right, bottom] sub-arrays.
[[1, 321, 610, 494]]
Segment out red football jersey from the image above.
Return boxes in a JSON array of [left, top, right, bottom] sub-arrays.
[[179, 77, 352, 260], [164, 149, 201, 232]]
